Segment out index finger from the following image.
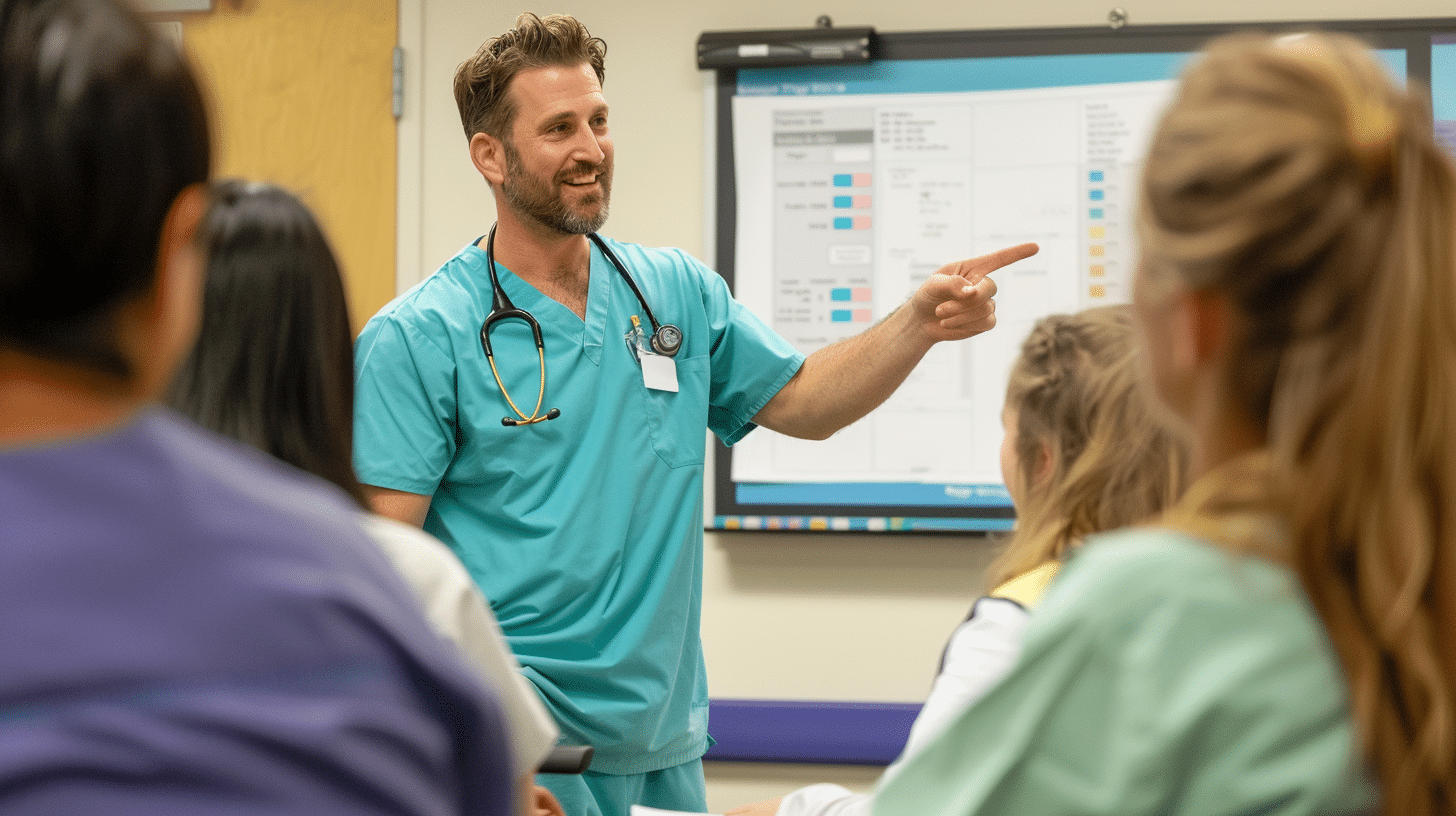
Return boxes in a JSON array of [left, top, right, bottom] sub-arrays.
[[953, 242, 1040, 282]]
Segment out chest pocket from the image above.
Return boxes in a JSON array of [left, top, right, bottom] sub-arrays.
[[639, 355, 710, 468]]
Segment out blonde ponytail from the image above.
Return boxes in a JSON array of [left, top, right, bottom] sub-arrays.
[[1140, 32, 1456, 814]]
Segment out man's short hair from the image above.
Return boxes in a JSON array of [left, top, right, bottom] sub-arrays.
[[0, 0, 211, 377], [453, 12, 606, 143]]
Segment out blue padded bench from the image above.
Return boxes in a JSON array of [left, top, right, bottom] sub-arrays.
[[703, 699, 921, 765]]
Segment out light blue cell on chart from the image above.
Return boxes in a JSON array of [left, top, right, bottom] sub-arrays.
[[1434, 43, 1456, 121], [833, 217, 853, 229], [1089, 189, 1105, 201], [832, 174, 853, 186], [833, 196, 853, 208], [831, 310, 853, 322], [1089, 170, 1104, 182], [830, 288, 852, 301], [1089, 208, 1104, 218]]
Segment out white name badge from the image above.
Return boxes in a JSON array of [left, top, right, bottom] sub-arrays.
[[640, 352, 679, 392]]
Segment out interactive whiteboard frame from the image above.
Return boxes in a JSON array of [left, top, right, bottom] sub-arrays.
[[709, 16, 1456, 535]]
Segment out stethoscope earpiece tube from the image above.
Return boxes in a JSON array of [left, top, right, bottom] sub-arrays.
[[500, 407, 559, 427], [483, 225, 560, 425], [482, 225, 680, 429]]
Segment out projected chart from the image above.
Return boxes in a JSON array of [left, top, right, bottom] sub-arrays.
[[771, 108, 878, 345], [714, 24, 1443, 533], [733, 76, 1177, 490]]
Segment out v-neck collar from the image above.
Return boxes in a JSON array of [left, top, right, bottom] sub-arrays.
[[470, 238, 613, 366]]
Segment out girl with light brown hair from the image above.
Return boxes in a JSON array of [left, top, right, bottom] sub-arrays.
[[876, 31, 1454, 816], [728, 304, 1187, 816], [987, 304, 1187, 594]]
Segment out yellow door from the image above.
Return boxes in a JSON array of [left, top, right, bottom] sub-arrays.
[[165, 0, 399, 332]]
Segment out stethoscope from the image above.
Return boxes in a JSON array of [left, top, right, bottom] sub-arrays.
[[481, 224, 683, 426]]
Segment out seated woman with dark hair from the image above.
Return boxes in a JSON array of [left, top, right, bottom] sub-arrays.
[[166, 179, 562, 816]]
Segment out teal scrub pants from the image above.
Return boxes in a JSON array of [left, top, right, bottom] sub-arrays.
[[539, 759, 706, 816]]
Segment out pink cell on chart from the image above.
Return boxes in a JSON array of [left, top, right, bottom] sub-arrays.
[[853, 195, 872, 208], [853, 215, 872, 230], [852, 287, 872, 302], [852, 173, 872, 187], [854, 309, 873, 322]]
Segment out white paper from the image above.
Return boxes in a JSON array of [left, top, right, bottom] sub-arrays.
[[640, 353, 679, 392], [630, 807, 721, 816], [730, 80, 1177, 484]]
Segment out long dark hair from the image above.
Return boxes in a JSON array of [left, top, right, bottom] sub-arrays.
[[167, 180, 366, 508]]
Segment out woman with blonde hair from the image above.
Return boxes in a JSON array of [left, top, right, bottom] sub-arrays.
[[877, 31, 1454, 816], [727, 304, 1186, 816], [987, 304, 1186, 595]]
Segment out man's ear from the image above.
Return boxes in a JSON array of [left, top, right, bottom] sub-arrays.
[[470, 132, 506, 186], [129, 183, 207, 397]]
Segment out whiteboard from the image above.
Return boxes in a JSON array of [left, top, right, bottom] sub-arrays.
[[709, 17, 1456, 533]]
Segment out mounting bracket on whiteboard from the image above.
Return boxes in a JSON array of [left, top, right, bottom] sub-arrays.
[[1107, 7, 1129, 29], [696, 20, 875, 69]]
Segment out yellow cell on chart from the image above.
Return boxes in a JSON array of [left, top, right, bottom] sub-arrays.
[[1090, 284, 1107, 298], [1089, 226, 1106, 238]]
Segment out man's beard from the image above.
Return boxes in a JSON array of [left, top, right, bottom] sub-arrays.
[[500, 138, 611, 235]]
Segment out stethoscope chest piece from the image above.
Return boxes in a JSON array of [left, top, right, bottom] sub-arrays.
[[651, 323, 683, 357]]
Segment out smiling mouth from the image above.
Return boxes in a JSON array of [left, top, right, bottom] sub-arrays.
[[560, 162, 607, 187]]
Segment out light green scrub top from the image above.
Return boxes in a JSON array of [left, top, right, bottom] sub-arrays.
[[353, 238, 803, 774], [875, 528, 1379, 816]]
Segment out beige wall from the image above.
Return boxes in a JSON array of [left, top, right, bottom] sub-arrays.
[[395, 1, 1452, 811]]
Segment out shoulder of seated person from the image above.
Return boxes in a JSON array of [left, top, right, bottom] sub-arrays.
[[980, 529, 1221, 613], [359, 514, 462, 567], [987, 561, 1061, 611], [1047, 526, 1295, 616]]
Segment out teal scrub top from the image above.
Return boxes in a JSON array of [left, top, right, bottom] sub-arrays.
[[353, 238, 803, 774], [874, 528, 1378, 816]]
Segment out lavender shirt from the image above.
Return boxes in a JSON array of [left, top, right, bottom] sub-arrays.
[[0, 410, 514, 815]]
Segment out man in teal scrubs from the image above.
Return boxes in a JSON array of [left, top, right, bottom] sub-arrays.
[[353, 13, 1038, 816]]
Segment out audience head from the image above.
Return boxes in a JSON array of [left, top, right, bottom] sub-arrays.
[[990, 304, 1187, 587], [167, 180, 365, 508], [0, 0, 211, 386], [1136, 32, 1455, 813], [453, 12, 606, 142]]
